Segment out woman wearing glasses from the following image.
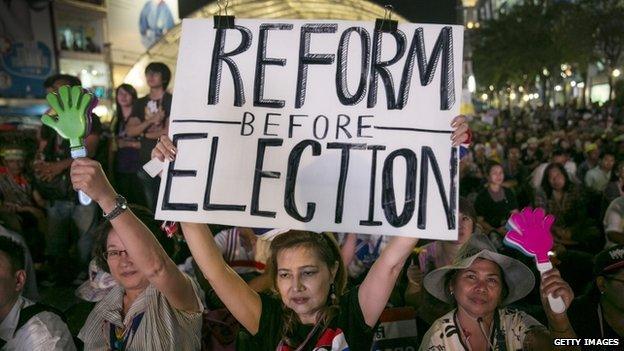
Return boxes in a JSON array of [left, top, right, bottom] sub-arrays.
[[71, 158, 203, 350]]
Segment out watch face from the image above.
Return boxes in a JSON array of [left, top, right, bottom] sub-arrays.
[[116, 195, 127, 209]]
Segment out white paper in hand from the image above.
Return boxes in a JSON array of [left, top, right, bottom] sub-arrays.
[[143, 158, 165, 178]]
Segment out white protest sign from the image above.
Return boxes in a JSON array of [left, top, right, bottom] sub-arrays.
[[156, 18, 464, 239]]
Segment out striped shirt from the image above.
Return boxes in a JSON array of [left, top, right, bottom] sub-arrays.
[[214, 228, 268, 274], [0, 296, 75, 350], [78, 274, 203, 350]]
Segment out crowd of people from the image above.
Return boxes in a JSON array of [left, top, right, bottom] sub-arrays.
[[0, 61, 622, 350]]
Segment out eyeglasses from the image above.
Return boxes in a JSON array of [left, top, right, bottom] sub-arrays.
[[103, 250, 128, 260]]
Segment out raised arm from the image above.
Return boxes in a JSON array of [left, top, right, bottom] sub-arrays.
[[181, 223, 262, 333], [152, 136, 262, 334], [359, 115, 470, 327], [70, 159, 199, 313], [359, 235, 418, 327], [540, 268, 579, 349]]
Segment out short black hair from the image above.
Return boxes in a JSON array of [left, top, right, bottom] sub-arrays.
[[92, 205, 175, 273], [0, 237, 25, 273], [485, 160, 502, 175], [552, 148, 567, 157], [43, 74, 82, 89], [145, 62, 172, 89], [600, 150, 615, 159]]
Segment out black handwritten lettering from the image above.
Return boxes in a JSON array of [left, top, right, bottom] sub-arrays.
[[399, 27, 455, 110], [208, 26, 252, 107], [284, 140, 321, 222], [336, 27, 370, 105], [162, 133, 208, 211], [254, 23, 293, 108], [204, 136, 247, 211], [251, 138, 283, 217], [241, 111, 255, 136], [327, 143, 367, 223], [382, 149, 417, 227], [367, 30, 406, 109], [360, 145, 386, 226], [417, 146, 458, 229], [313, 115, 329, 140], [336, 114, 352, 139], [295, 24, 338, 108], [263, 113, 281, 136]]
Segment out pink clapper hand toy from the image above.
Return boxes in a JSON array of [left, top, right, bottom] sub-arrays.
[[504, 207, 566, 314]]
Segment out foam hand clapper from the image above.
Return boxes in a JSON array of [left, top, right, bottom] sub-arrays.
[[504, 207, 566, 314], [42, 85, 96, 205]]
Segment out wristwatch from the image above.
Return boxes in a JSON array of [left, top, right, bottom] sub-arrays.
[[103, 195, 128, 221]]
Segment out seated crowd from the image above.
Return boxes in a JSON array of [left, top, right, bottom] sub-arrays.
[[0, 71, 622, 350]]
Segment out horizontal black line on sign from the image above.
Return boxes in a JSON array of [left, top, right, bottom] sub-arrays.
[[172, 119, 241, 125], [374, 126, 453, 134]]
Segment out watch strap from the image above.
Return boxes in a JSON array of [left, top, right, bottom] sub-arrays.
[[103, 195, 128, 221]]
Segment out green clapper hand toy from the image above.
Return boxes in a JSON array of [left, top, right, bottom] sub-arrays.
[[42, 85, 96, 205]]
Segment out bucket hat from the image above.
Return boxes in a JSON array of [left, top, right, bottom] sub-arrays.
[[423, 235, 535, 305]]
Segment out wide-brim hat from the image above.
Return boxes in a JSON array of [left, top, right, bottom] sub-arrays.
[[423, 235, 534, 306]]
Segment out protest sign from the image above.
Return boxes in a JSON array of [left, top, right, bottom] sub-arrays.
[[156, 18, 464, 239]]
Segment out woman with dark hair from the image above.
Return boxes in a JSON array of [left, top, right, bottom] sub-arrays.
[[151, 116, 471, 350], [535, 162, 601, 252], [474, 161, 518, 237], [111, 84, 144, 206], [71, 158, 203, 350]]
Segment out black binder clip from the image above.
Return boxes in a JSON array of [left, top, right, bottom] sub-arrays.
[[375, 5, 398, 32], [214, 0, 235, 29]]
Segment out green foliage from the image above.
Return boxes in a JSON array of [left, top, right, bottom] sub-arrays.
[[472, 0, 623, 96]]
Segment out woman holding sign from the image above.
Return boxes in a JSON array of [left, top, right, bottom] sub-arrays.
[[151, 116, 470, 350]]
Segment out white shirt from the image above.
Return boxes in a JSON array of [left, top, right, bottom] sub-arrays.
[[0, 296, 75, 351], [585, 167, 612, 193], [213, 228, 270, 275]]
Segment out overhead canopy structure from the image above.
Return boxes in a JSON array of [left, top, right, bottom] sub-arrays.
[[123, 0, 407, 94]]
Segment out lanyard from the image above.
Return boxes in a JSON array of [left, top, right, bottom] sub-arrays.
[[454, 310, 507, 351], [598, 304, 605, 338], [109, 312, 144, 351]]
